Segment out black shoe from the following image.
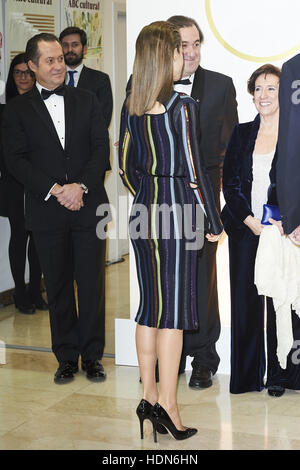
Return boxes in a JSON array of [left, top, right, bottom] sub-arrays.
[[82, 359, 106, 382], [150, 403, 197, 442], [189, 364, 212, 389], [32, 296, 48, 311], [136, 399, 168, 439], [54, 361, 78, 384], [268, 385, 285, 397], [13, 293, 35, 315]]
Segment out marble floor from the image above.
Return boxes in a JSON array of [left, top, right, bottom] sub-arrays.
[[0, 255, 130, 356], [1, 349, 300, 451], [1, 256, 300, 451]]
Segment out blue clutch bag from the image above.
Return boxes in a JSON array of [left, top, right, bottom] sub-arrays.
[[261, 204, 281, 225]]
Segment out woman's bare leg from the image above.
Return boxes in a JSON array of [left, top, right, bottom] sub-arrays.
[[157, 328, 185, 430], [136, 324, 158, 405]]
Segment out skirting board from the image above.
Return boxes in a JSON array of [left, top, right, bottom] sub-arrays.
[[115, 318, 231, 375]]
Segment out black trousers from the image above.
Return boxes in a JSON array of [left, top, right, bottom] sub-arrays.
[[181, 166, 221, 374], [33, 218, 106, 363], [6, 178, 42, 300], [228, 228, 300, 393], [266, 300, 300, 390], [228, 230, 265, 393], [182, 238, 220, 373]]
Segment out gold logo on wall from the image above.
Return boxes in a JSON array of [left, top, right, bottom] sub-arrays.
[[205, 0, 300, 62]]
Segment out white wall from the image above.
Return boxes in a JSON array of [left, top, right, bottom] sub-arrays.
[[126, 0, 300, 121], [102, 0, 128, 263]]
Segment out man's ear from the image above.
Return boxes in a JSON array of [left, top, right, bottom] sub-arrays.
[[83, 45, 88, 57], [28, 60, 37, 74]]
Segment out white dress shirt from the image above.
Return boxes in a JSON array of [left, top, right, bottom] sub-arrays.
[[174, 73, 194, 97], [36, 82, 65, 200], [66, 63, 84, 87]]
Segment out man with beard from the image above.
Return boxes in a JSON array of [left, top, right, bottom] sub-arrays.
[[59, 26, 113, 128]]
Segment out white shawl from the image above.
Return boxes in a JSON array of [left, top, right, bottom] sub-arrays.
[[254, 225, 300, 369]]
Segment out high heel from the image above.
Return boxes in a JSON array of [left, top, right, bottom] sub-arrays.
[[136, 399, 168, 439], [150, 402, 197, 442]]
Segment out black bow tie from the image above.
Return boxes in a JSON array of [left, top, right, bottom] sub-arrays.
[[41, 84, 65, 100], [174, 78, 192, 85]]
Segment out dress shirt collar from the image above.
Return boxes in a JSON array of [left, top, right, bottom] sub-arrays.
[[36, 81, 65, 95], [66, 63, 84, 74], [174, 73, 195, 96]]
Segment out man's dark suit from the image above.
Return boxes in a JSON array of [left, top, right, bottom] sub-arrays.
[[76, 65, 113, 129], [2, 85, 110, 363], [276, 54, 300, 234], [181, 66, 238, 374]]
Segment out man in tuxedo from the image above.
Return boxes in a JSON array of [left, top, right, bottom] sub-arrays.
[[2, 33, 110, 384], [168, 15, 238, 389], [59, 26, 113, 128], [276, 54, 300, 245]]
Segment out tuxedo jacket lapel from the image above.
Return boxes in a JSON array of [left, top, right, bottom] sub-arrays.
[[64, 86, 76, 149], [77, 66, 90, 88], [191, 66, 205, 106], [29, 87, 62, 147], [29, 86, 76, 150]]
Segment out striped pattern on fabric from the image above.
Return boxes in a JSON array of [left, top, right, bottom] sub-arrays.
[[119, 92, 222, 330]]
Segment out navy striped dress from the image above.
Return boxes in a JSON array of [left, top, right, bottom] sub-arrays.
[[119, 92, 222, 330]]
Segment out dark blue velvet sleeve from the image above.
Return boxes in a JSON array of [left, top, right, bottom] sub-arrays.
[[222, 124, 253, 223]]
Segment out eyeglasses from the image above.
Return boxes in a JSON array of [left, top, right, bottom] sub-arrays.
[[13, 69, 33, 78]]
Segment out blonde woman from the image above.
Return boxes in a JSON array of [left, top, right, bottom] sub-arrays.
[[119, 21, 222, 441]]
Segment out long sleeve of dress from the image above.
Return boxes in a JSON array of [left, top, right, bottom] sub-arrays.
[[118, 102, 140, 196], [175, 97, 223, 235]]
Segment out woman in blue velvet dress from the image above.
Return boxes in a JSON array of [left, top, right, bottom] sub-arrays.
[[222, 64, 300, 397], [119, 21, 222, 440]]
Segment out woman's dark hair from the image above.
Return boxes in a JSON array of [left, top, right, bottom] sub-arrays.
[[248, 64, 281, 95], [5, 53, 35, 102]]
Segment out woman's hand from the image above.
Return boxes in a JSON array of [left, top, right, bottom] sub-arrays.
[[268, 218, 284, 235], [288, 225, 300, 245], [243, 215, 264, 236], [206, 231, 223, 242]]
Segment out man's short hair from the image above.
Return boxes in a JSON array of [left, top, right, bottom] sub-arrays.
[[25, 32, 60, 66], [59, 27, 87, 47], [167, 15, 204, 43]]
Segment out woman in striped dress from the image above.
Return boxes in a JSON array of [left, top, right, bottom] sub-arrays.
[[119, 21, 222, 441]]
